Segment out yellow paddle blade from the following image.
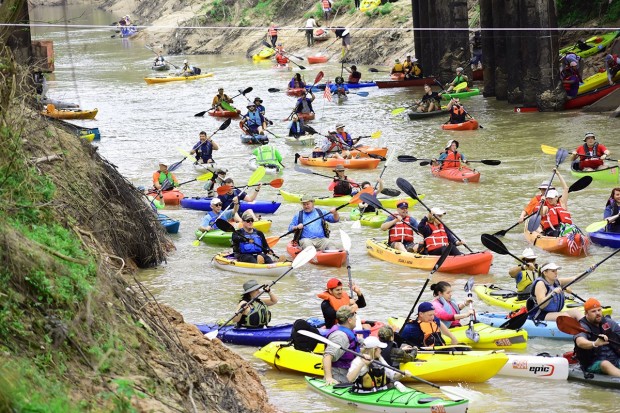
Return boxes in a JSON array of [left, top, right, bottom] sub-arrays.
[[391, 107, 407, 115], [196, 172, 214, 181], [371, 130, 382, 139], [177, 148, 193, 158], [454, 82, 468, 92], [81, 133, 95, 142], [585, 220, 608, 233], [192, 240, 201, 246], [541, 144, 558, 155], [248, 166, 266, 186]]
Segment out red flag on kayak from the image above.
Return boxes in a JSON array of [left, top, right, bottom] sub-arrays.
[[323, 82, 332, 102]]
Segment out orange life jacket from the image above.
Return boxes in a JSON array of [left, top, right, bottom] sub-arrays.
[[442, 151, 462, 169], [268, 27, 278, 36], [425, 222, 449, 252], [388, 216, 415, 243], [419, 320, 443, 347], [276, 53, 289, 65], [316, 291, 351, 311], [541, 204, 573, 230]]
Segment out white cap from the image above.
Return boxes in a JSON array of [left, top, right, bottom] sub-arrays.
[[521, 248, 537, 260], [445, 139, 459, 149], [406, 53, 411, 57], [456, 67, 464, 72], [545, 189, 559, 198], [431, 207, 446, 215], [210, 198, 222, 207], [158, 160, 168, 166], [183, 59, 188, 63], [362, 336, 387, 349], [541, 262, 562, 272]]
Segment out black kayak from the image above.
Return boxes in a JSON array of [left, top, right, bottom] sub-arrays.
[[151, 64, 170, 71], [408, 109, 449, 119], [568, 365, 620, 389]]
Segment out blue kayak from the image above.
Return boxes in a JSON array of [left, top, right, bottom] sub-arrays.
[[240, 133, 269, 145], [476, 312, 571, 340], [158, 213, 180, 234], [180, 197, 281, 213], [310, 81, 376, 92], [588, 229, 620, 248]]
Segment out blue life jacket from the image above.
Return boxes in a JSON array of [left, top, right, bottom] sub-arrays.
[[238, 229, 264, 254]]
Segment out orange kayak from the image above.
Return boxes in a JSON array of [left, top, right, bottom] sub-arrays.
[[349, 146, 388, 158], [441, 119, 479, 130], [298, 156, 380, 169], [431, 165, 480, 183], [307, 55, 328, 64], [287, 88, 307, 97], [209, 109, 240, 118], [147, 188, 185, 206], [287, 242, 347, 267], [523, 226, 589, 257]]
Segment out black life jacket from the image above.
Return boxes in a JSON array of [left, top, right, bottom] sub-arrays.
[[333, 177, 353, 196], [290, 319, 322, 352]]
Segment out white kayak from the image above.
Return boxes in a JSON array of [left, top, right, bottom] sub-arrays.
[[192, 161, 219, 174], [499, 353, 569, 380], [284, 135, 316, 146], [248, 156, 282, 175]]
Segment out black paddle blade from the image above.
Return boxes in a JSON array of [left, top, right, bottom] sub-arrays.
[[380, 188, 401, 197], [419, 161, 431, 167], [242, 87, 253, 95], [397, 155, 418, 163], [219, 118, 232, 130], [568, 176, 593, 193], [368, 153, 386, 161], [168, 158, 186, 172], [216, 219, 236, 233], [298, 64, 307, 70], [268, 88, 280, 93], [480, 234, 509, 255], [396, 178, 418, 200], [359, 192, 383, 209], [304, 125, 318, 135], [492, 228, 508, 237], [432, 244, 452, 273], [481, 160, 501, 166], [194, 111, 207, 117], [527, 214, 542, 232], [500, 310, 528, 330], [368, 68, 380, 73]]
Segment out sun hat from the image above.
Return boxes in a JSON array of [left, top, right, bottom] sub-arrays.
[[545, 189, 560, 198], [243, 280, 263, 294], [584, 298, 602, 312], [418, 302, 434, 313], [326, 278, 342, 289], [333, 165, 346, 172], [540, 262, 561, 272], [254, 97, 263, 103], [445, 139, 459, 149], [584, 132, 596, 141], [241, 210, 254, 221], [210, 198, 222, 207], [397, 201, 409, 209], [247, 104, 256, 109], [336, 123, 345, 129], [183, 59, 188, 63], [431, 207, 446, 215], [521, 248, 537, 260], [538, 180, 554, 189], [300, 194, 315, 202], [363, 336, 387, 349], [395, 58, 401, 63]]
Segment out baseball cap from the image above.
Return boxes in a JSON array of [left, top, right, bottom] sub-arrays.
[[445, 139, 459, 149], [210, 198, 222, 207], [584, 298, 602, 312], [456, 67, 464, 72], [336, 123, 345, 129], [241, 210, 254, 221], [584, 132, 596, 141], [545, 189, 560, 198], [431, 207, 446, 215], [418, 302, 434, 313], [397, 201, 409, 209], [326, 278, 342, 289], [159, 160, 168, 166], [540, 262, 561, 272], [363, 336, 387, 349], [335, 306, 355, 322]]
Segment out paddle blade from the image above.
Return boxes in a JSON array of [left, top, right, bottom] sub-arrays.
[[194, 111, 207, 117], [294, 164, 314, 175], [465, 327, 480, 343], [291, 245, 317, 268], [391, 107, 407, 115], [340, 229, 352, 252], [585, 220, 608, 233], [380, 188, 401, 197], [351, 219, 362, 230], [241, 87, 253, 95], [556, 315, 584, 335], [304, 125, 318, 135], [266, 236, 280, 248], [370, 130, 382, 139], [269, 178, 284, 188], [397, 155, 418, 163], [268, 88, 281, 93], [396, 178, 418, 200], [216, 185, 232, 196], [215, 219, 236, 233], [464, 277, 474, 293], [314, 71, 324, 85], [196, 172, 214, 181], [555, 148, 569, 165], [440, 386, 483, 402], [419, 161, 431, 166], [248, 166, 266, 186], [527, 215, 541, 232], [221, 101, 236, 112], [219, 118, 233, 130], [480, 233, 510, 255], [568, 176, 592, 193], [168, 158, 185, 172], [481, 160, 501, 166], [541, 144, 558, 155], [431, 244, 452, 274], [355, 91, 369, 97], [177, 148, 193, 158], [368, 68, 380, 72], [359, 192, 382, 209], [350, 187, 374, 205], [500, 310, 528, 330]]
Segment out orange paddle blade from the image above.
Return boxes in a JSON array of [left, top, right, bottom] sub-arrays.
[[267, 236, 280, 248], [270, 178, 284, 188], [216, 185, 232, 196], [350, 187, 374, 205]]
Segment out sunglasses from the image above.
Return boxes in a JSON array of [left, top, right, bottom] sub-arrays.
[[213, 203, 222, 207], [244, 218, 255, 223]]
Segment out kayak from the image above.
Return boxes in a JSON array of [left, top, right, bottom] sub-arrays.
[[284, 135, 315, 146], [42, 105, 98, 120], [192, 161, 218, 174], [151, 63, 170, 71], [570, 164, 619, 184], [442, 89, 481, 100], [408, 109, 449, 119], [307, 55, 328, 64], [523, 226, 590, 256], [248, 157, 282, 175], [194, 220, 272, 246], [297, 156, 380, 169], [286, 88, 307, 97], [391, 73, 405, 81], [196, 318, 319, 346], [312, 81, 377, 91], [240, 133, 269, 144], [349, 208, 388, 228], [313, 29, 330, 42], [375, 77, 436, 89], [181, 198, 281, 214], [209, 109, 241, 118], [287, 241, 347, 267], [273, 64, 291, 71], [578, 70, 620, 94], [213, 253, 292, 277], [297, 112, 315, 121], [431, 165, 481, 183], [388, 317, 528, 350], [279, 189, 420, 209], [589, 229, 620, 248], [306, 377, 470, 413], [158, 214, 180, 234], [350, 146, 388, 158], [476, 312, 572, 339], [472, 284, 614, 315], [252, 47, 275, 61], [359, 0, 382, 12], [568, 365, 620, 389], [254, 341, 507, 382], [564, 83, 620, 110], [365, 238, 493, 275], [559, 30, 620, 58], [441, 119, 479, 131], [146, 188, 185, 206], [499, 354, 569, 380], [144, 73, 214, 84]]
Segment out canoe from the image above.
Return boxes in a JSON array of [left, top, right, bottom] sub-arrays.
[[388, 317, 528, 350], [240, 133, 269, 145], [559, 30, 620, 58], [151, 63, 170, 71], [476, 312, 572, 340], [365, 238, 493, 275], [578, 70, 620, 94], [359, 0, 382, 12], [252, 47, 275, 61], [307, 55, 328, 64], [408, 109, 449, 119], [248, 157, 281, 175], [441, 119, 479, 131], [523, 226, 589, 256], [254, 341, 508, 383], [273, 64, 291, 71], [431, 165, 480, 183], [568, 365, 620, 389], [146, 188, 185, 206], [286, 88, 307, 97], [297, 156, 380, 169], [180, 198, 281, 214], [144, 73, 214, 84], [349, 208, 388, 228], [306, 377, 469, 413], [42, 106, 98, 120], [564, 83, 620, 110], [312, 81, 377, 91], [472, 284, 614, 315], [589, 229, 620, 248], [313, 29, 330, 42], [194, 220, 272, 246], [442, 89, 481, 99], [570, 165, 619, 184], [213, 253, 292, 277], [279, 190, 420, 209], [297, 112, 315, 121], [499, 354, 569, 380], [158, 214, 180, 234], [284, 135, 316, 146], [209, 109, 241, 118], [390, 73, 405, 81], [375, 77, 436, 89], [287, 241, 346, 267]]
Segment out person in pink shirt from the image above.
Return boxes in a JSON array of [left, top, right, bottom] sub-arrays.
[[430, 281, 474, 328]]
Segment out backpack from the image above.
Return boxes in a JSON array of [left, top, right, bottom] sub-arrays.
[[291, 319, 322, 352], [194, 67, 202, 75]]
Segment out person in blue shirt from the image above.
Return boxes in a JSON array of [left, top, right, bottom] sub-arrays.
[[218, 177, 262, 210], [295, 90, 315, 116], [398, 302, 459, 349], [198, 197, 240, 232], [190, 131, 219, 165], [329, 76, 349, 98], [288, 113, 306, 138], [241, 104, 267, 135], [288, 195, 341, 251], [253, 97, 266, 116]]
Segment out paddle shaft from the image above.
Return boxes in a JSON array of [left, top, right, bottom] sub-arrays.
[[358, 154, 392, 215], [360, 194, 421, 235], [294, 164, 360, 185], [529, 151, 568, 231], [557, 316, 620, 346], [493, 212, 535, 236]]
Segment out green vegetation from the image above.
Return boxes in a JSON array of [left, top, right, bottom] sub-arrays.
[[556, 0, 620, 25]]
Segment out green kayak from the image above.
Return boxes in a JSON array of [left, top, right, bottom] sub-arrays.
[[570, 165, 619, 184], [442, 88, 481, 100], [305, 377, 469, 413], [560, 31, 620, 58], [349, 207, 388, 228], [194, 230, 233, 246]]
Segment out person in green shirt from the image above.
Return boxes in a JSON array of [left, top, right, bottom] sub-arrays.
[[252, 144, 284, 171]]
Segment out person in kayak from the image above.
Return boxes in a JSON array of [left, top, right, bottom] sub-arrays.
[[574, 297, 620, 378], [508, 248, 539, 299], [152, 161, 179, 190], [275, 51, 289, 67], [561, 61, 582, 98], [380, 201, 420, 253], [190, 131, 219, 165], [430, 281, 474, 328], [416, 84, 442, 112], [253, 97, 266, 116], [329, 165, 359, 196], [241, 104, 267, 135], [403, 54, 423, 79], [391, 59, 405, 76], [356, 180, 384, 213], [288, 114, 306, 138], [433, 140, 467, 169], [289, 73, 306, 89], [289, 194, 342, 251], [181, 59, 195, 76], [318, 277, 366, 329], [232, 279, 278, 328], [212, 88, 234, 111], [232, 210, 275, 264], [518, 180, 556, 223], [377, 326, 417, 369], [344, 65, 362, 84], [294, 90, 315, 116], [252, 143, 284, 171], [153, 51, 166, 67], [570, 132, 610, 171], [326, 123, 358, 159], [605, 53, 620, 85], [198, 197, 240, 232], [417, 207, 464, 256], [323, 305, 361, 385], [218, 177, 262, 210], [446, 98, 468, 124], [529, 262, 583, 322], [537, 170, 577, 237], [604, 187, 620, 233], [445, 67, 469, 92], [329, 76, 349, 97], [399, 301, 459, 348]]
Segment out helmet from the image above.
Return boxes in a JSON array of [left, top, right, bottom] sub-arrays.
[[183, 59, 188, 64]]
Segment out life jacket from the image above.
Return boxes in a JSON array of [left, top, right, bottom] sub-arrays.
[[388, 216, 415, 243], [418, 318, 445, 347], [293, 209, 330, 242], [194, 141, 213, 162], [441, 150, 462, 169], [204, 211, 219, 228], [574, 316, 620, 371], [333, 177, 353, 196], [541, 204, 573, 230], [268, 26, 278, 36], [353, 363, 388, 393], [316, 291, 351, 312], [325, 136, 345, 153], [213, 94, 230, 105], [237, 229, 264, 254], [153, 171, 175, 189], [424, 222, 449, 252], [276, 53, 289, 65], [450, 105, 466, 123], [609, 54, 620, 69], [245, 111, 264, 130], [238, 299, 271, 328], [515, 267, 537, 297], [433, 297, 462, 328], [392, 63, 404, 73], [255, 145, 282, 167], [289, 120, 304, 136], [412, 64, 422, 77], [334, 132, 354, 147], [326, 325, 357, 368], [322, 0, 331, 9], [297, 98, 313, 114], [529, 277, 565, 320], [578, 142, 604, 170], [452, 75, 466, 85]]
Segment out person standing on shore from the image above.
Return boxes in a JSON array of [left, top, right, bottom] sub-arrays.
[[305, 17, 318, 47]]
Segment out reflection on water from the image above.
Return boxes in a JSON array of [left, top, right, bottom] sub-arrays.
[[31, 5, 620, 412]]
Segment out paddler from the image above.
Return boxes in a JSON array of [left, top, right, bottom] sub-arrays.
[[536, 170, 577, 237], [198, 197, 240, 232], [445, 67, 469, 92], [380, 201, 420, 253], [508, 248, 539, 299], [561, 61, 582, 98], [430, 281, 474, 328], [212, 87, 234, 111], [570, 132, 610, 171], [329, 76, 349, 97], [241, 103, 267, 135], [251, 143, 284, 171], [152, 161, 179, 190], [403, 54, 423, 79], [267, 24, 279, 48], [317, 277, 366, 329], [294, 90, 316, 117], [446, 97, 468, 124], [518, 180, 555, 223], [604, 187, 620, 233], [344, 65, 362, 84], [218, 177, 262, 210], [329, 165, 359, 197], [289, 73, 306, 89], [288, 114, 306, 139], [417, 207, 464, 256], [529, 262, 583, 322], [232, 210, 275, 264], [399, 302, 459, 348], [604, 53, 620, 85], [190, 130, 219, 165], [232, 279, 278, 328], [323, 305, 361, 385], [433, 140, 467, 169], [356, 180, 384, 213], [416, 84, 442, 112], [288, 194, 342, 251], [390, 58, 404, 75], [253, 97, 266, 116]]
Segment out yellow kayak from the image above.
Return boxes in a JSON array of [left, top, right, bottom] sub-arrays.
[[252, 47, 275, 61], [42, 104, 98, 120], [213, 254, 291, 277], [359, 0, 381, 12], [578, 70, 620, 94], [144, 72, 214, 84], [254, 341, 507, 382]]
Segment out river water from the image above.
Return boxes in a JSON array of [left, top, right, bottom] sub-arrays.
[[31, 5, 619, 412]]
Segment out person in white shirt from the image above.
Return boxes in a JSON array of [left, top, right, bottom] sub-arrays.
[[305, 17, 318, 46]]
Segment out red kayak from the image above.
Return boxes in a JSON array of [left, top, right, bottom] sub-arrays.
[[441, 119, 479, 130], [209, 109, 241, 118], [431, 166, 481, 183], [287, 241, 347, 267], [287, 88, 307, 97], [147, 188, 185, 206], [307, 55, 328, 64], [564, 83, 620, 110]]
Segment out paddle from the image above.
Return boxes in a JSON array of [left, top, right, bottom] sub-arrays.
[[556, 315, 620, 346], [480, 233, 527, 264], [396, 178, 474, 253], [302, 127, 384, 160], [463, 277, 480, 343], [527, 148, 569, 232], [542, 144, 619, 162], [359, 193, 422, 236], [586, 213, 620, 232], [417, 159, 500, 166], [493, 213, 535, 237], [282, 72, 324, 121], [368, 68, 390, 73], [499, 247, 620, 330], [205, 246, 317, 340], [147, 157, 188, 207], [391, 104, 419, 116], [261, 40, 304, 61], [176, 172, 214, 187], [194, 88, 252, 117], [293, 164, 359, 184], [216, 178, 284, 196], [297, 330, 478, 401], [340, 230, 355, 297], [352, 151, 396, 230], [193, 166, 266, 246]]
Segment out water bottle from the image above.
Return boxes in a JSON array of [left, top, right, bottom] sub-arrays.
[[394, 381, 408, 393]]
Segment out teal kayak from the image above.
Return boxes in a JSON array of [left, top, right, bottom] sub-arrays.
[[349, 207, 387, 228]]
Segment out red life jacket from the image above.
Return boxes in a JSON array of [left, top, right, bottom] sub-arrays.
[[533, 198, 552, 213], [268, 27, 278, 36], [577, 142, 604, 170], [276, 53, 289, 65], [541, 204, 573, 230], [388, 216, 415, 243], [610, 54, 620, 69], [442, 151, 462, 169], [425, 222, 449, 252]]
